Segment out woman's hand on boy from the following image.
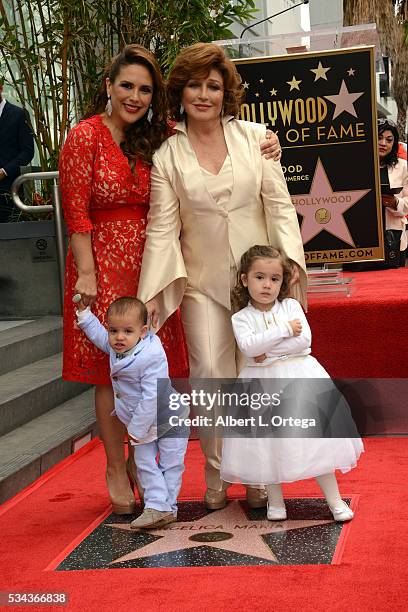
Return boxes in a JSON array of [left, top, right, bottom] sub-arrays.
[[74, 271, 97, 308]]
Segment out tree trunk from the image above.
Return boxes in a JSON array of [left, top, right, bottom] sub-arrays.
[[397, 105, 408, 140], [343, 0, 407, 137]]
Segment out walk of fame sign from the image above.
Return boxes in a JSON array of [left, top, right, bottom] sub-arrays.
[[55, 498, 351, 570], [234, 47, 383, 264]]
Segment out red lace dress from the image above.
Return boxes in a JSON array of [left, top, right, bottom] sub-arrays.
[[59, 114, 189, 384]]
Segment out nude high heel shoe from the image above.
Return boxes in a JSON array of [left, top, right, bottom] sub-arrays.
[[126, 444, 144, 503], [105, 471, 136, 515]]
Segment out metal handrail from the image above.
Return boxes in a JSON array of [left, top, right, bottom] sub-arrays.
[[11, 171, 65, 309]]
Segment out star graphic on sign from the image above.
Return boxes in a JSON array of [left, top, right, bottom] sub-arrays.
[[324, 79, 364, 119], [287, 75, 302, 91], [255, 92, 260, 97], [242, 81, 250, 90], [105, 501, 333, 565], [259, 78, 264, 83], [310, 61, 331, 81], [293, 159, 370, 245], [270, 88, 277, 96], [347, 68, 356, 76]]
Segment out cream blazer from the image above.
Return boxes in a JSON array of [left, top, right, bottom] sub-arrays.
[[385, 159, 408, 250], [138, 116, 307, 327]]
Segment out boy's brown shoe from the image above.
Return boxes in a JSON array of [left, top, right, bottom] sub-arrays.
[[130, 508, 176, 530]]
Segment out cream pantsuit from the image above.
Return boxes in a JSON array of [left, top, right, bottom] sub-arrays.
[[138, 116, 307, 490], [181, 286, 238, 489]]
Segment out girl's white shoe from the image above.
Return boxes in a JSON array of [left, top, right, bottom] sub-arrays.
[[329, 501, 354, 522], [266, 502, 287, 521]]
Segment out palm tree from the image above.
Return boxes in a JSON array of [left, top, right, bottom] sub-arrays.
[[343, 0, 407, 138]]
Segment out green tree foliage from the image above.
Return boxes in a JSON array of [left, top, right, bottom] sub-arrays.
[[0, 0, 257, 169]]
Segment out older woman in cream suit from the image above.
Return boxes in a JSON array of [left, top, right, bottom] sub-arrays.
[[138, 43, 307, 510]]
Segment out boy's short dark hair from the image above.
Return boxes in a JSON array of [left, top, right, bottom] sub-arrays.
[[107, 297, 148, 325]]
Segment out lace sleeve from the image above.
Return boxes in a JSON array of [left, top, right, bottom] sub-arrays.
[[59, 121, 97, 235]]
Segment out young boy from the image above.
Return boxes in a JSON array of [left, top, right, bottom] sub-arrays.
[[76, 296, 188, 529]]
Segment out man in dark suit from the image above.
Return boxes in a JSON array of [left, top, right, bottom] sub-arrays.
[[0, 82, 35, 222]]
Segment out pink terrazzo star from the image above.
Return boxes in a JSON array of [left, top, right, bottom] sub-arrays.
[[106, 501, 333, 564], [292, 159, 370, 245]]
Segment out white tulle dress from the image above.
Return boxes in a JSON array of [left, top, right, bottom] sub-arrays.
[[220, 298, 364, 485]]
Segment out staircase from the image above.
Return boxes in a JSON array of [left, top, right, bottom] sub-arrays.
[[0, 317, 97, 504]]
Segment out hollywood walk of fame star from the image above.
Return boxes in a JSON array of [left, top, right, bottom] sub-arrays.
[[270, 88, 277, 96], [347, 68, 356, 76], [324, 80, 364, 120], [310, 61, 331, 81], [105, 501, 333, 565], [287, 75, 302, 91], [293, 159, 370, 245], [242, 81, 250, 90]]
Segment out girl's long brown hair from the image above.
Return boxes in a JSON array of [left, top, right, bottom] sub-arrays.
[[83, 44, 168, 165], [232, 245, 292, 312]]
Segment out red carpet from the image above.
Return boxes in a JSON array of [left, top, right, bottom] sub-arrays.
[[0, 438, 407, 611], [307, 268, 408, 377]]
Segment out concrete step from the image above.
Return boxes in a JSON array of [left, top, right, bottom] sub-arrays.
[[0, 388, 97, 504], [0, 316, 62, 376], [0, 353, 88, 437]]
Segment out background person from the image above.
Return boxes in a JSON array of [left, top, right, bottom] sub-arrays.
[[138, 42, 306, 511], [0, 81, 34, 222], [378, 118, 408, 268]]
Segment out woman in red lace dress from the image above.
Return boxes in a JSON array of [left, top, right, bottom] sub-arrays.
[[59, 45, 189, 515]]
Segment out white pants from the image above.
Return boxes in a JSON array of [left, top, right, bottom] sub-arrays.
[[134, 436, 188, 514]]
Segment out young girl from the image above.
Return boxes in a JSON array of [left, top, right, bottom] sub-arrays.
[[221, 245, 364, 522]]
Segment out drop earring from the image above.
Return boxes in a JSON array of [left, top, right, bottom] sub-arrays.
[[105, 96, 112, 117], [180, 103, 184, 116], [147, 105, 153, 123]]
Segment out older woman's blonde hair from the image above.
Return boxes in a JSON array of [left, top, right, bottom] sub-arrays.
[[167, 42, 244, 121]]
